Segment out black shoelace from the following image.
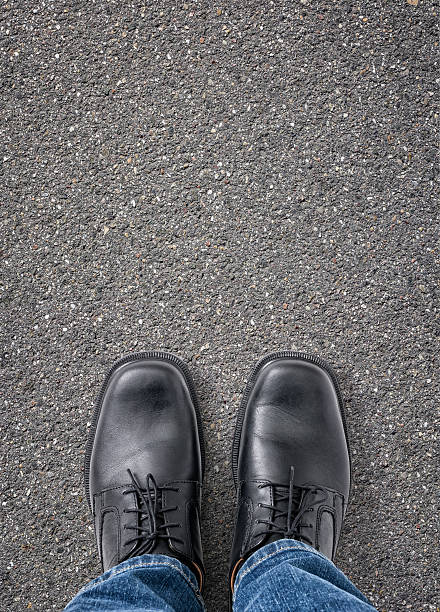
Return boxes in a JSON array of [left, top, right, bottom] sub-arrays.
[[122, 470, 183, 554], [256, 466, 327, 546]]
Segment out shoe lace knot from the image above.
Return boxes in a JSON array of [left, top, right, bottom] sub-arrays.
[[257, 466, 327, 546], [122, 469, 183, 554]]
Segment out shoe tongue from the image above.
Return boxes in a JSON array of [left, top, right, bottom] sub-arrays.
[[263, 532, 286, 545], [271, 483, 303, 535], [246, 483, 304, 550], [149, 538, 174, 556], [136, 489, 166, 554]]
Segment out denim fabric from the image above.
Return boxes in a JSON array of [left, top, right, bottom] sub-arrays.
[[65, 540, 377, 611], [64, 554, 204, 612], [233, 539, 377, 612]]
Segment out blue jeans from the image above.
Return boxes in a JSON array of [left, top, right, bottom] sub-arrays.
[[65, 539, 377, 611]]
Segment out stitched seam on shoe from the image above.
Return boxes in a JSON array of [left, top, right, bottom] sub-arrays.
[[99, 507, 120, 566], [240, 480, 270, 554], [73, 561, 202, 601], [93, 484, 132, 496], [240, 497, 253, 556], [316, 504, 336, 551], [234, 545, 331, 594], [163, 480, 201, 486]]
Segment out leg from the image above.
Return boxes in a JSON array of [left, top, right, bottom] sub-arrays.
[[65, 554, 204, 612], [65, 352, 205, 611], [233, 540, 376, 611], [229, 352, 376, 611]]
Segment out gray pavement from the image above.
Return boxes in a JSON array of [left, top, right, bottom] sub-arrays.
[[1, 1, 439, 610]]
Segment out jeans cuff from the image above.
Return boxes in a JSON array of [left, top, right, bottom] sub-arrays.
[[234, 539, 333, 594], [72, 553, 202, 602]]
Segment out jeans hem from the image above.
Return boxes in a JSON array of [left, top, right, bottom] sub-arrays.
[[233, 540, 334, 601], [69, 555, 203, 606]]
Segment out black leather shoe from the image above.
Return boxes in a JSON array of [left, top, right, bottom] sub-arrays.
[[84, 352, 205, 589], [229, 351, 351, 591]]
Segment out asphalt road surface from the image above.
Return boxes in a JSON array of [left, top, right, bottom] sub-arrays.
[[1, 1, 439, 610]]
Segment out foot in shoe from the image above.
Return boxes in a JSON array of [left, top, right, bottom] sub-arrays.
[[229, 352, 351, 589], [85, 352, 205, 589]]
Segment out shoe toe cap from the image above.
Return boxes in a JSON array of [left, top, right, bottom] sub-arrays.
[[238, 357, 351, 497], [89, 358, 202, 495]]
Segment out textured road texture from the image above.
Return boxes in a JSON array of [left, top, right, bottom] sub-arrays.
[[1, 1, 439, 610]]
